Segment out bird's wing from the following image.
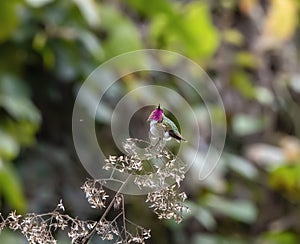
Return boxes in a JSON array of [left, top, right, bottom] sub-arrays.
[[163, 116, 187, 142], [163, 116, 180, 134]]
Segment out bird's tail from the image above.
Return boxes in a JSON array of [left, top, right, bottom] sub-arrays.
[[169, 130, 187, 142]]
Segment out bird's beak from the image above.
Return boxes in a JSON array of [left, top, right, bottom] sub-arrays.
[[158, 104, 160, 109]]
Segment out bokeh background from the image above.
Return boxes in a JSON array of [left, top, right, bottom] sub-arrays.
[[0, 0, 300, 243]]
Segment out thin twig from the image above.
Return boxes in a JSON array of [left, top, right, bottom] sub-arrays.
[[122, 194, 128, 242], [82, 175, 131, 244]]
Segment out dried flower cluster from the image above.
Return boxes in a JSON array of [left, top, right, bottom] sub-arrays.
[[103, 138, 189, 223], [79, 181, 151, 244], [0, 201, 71, 244], [81, 179, 109, 209], [133, 149, 186, 190], [0, 187, 151, 243], [68, 219, 95, 243], [0, 138, 188, 243], [103, 155, 143, 173], [146, 185, 189, 223]]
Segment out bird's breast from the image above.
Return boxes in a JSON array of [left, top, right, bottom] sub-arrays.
[[150, 122, 165, 138]]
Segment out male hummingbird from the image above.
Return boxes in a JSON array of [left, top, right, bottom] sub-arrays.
[[147, 104, 186, 142]]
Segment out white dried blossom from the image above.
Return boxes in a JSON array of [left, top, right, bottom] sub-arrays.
[[81, 179, 109, 209], [57, 199, 65, 211], [114, 194, 122, 210], [103, 155, 143, 173], [133, 148, 186, 190], [146, 185, 189, 223], [7, 211, 22, 230]]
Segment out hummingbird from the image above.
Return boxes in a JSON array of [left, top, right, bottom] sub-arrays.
[[147, 104, 186, 142]]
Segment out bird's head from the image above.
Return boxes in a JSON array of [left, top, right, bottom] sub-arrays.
[[147, 104, 164, 122]]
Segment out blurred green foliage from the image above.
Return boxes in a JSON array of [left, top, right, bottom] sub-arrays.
[[0, 0, 300, 243]]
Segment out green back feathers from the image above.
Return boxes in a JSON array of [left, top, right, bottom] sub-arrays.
[[163, 116, 180, 134]]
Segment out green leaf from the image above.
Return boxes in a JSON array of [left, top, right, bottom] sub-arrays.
[[0, 76, 41, 123], [255, 86, 274, 105], [77, 30, 104, 61], [104, 23, 142, 58], [192, 234, 248, 244], [232, 114, 268, 136], [0, 161, 26, 213], [225, 153, 258, 180], [100, 4, 142, 59], [0, 1, 19, 42], [183, 2, 219, 59], [260, 231, 299, 244], [269, 164, 300, 194], [223, 29, 244, 46], [289, 74, 300, 93], [150, 2, 219, 60], [26, 0, 53, 7], [0, 129, 19, 160], [187, 201, 216, 230], [127, 0, 174, 17], [73, 0, 101, 27], [0, 96, 41, 123], [203, 195, 258, 223], [5, 120, 39, 146], [235, 51, 257, 68], [0, 75, 31, 98], [231, 71, 256, 99]]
